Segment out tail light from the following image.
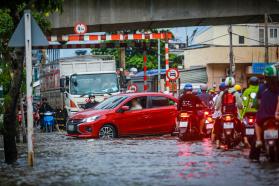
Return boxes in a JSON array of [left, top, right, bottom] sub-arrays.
[[248, 118, 255, 125], [207, 117, 213, 123], [204, 111, 209, 116], [224, 115, 233, 121], [70, 99, 77, 108], [180, 113, 190, 118]]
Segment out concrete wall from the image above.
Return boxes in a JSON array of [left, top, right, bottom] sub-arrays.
[[194, 24, 279, 46], [48, 0, 279, 34], [206, 63, 249, 88]]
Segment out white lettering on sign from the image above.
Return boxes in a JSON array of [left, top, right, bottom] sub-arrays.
[[74, 23, 87, 34]]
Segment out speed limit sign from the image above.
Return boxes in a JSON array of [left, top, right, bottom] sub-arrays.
[[166, 68, 179, 81], [74, 22, 87, 34], [128, 84, 138, 92]]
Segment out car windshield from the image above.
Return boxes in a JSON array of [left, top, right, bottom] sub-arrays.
[[70, 73, 119, 95], [94, 96, 128, 110]]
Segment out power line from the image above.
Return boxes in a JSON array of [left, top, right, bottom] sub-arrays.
[[189, 33, 228, 46], [232, 32, 277, 45]]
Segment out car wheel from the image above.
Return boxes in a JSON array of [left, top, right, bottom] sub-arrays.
[[99, 124, 116, 139]]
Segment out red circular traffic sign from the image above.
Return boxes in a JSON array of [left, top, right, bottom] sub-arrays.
[[166, 68, 179, 81], [128, 84, 138, 92], [74, 22, 87, 34]]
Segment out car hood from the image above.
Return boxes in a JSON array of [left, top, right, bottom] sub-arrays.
[[70, 109, 112, 120]]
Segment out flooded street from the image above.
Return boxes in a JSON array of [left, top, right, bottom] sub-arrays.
[[1, 132, 279, 186]]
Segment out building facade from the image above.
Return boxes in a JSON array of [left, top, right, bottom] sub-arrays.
[[184, 24, 279, 88]]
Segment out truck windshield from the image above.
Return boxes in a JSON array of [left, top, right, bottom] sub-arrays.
[[70, 73, 119, 95], [95, 96, 128, 110]]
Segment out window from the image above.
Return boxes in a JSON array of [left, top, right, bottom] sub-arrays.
[[125, 96, 147, 111], [259, 28, 264, 44], [238, 36, 244, 44], [150, 96, 175, 108], [270, 28, 277, 38]]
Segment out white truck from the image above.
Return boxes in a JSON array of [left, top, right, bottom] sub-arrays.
[[40, 55, 120, 115]]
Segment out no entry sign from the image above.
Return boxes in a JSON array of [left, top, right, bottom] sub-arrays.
[[74, 22, 87, 34], [166, 68, 179, 81], [128, 84, 138, 92]]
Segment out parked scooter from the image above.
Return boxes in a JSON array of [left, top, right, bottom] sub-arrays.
[[178, 111, 201, 141], [43, 111, 55, 132]]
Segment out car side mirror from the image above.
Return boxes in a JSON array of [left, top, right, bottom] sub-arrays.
[[121, 106, 130, 111], [117, 106, 130, 113]]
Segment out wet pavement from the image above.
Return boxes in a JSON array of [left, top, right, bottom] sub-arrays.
[[0, 132, 279, 186]]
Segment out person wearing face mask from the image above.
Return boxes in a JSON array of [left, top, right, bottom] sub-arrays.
[[84, 95, 99, 109]]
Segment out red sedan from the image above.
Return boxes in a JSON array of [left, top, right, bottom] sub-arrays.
[[66, 92, 178, 139]]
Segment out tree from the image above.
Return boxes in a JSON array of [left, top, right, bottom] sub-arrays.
[[0, 0, 63, 164]]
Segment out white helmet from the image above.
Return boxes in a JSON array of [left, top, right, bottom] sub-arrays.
[[224, 77, 235, 87], [200, 84, 208, 91]]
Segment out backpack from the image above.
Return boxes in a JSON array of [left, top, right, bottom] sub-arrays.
[[221, 90, 237, 114]]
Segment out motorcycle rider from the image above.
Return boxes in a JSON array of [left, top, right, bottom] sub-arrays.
[[214, 77, 243, 148], [255, 65, 279, 150], [39, 97, 54, 131], [198, 84, 213, 134], [239, 77, 259, 148], [178, 83, 204, 135]]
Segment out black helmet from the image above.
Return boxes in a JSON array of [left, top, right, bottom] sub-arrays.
[[249, 76, 259, 86]]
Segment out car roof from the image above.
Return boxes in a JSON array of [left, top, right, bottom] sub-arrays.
[[119, 92, 178, 100]]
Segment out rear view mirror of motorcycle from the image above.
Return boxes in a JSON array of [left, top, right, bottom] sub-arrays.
[[250, 92, 257, 99]]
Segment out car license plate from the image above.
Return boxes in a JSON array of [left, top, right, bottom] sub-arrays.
[[68, 124, 74, 131], [224, 122, 234, 129], [206, 123, 214, 129], [179, 121, 188, 128], [264, 130, 278, 140], [246, 128, 254, 135]]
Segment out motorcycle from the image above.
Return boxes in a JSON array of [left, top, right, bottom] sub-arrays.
[[220, 114, 241, 149], [263, 118, 279, 161], [203, 109, 214, 137], [243, 112, 256, 144], [43, 111, 55, 132], [178, 111, 201, 141]]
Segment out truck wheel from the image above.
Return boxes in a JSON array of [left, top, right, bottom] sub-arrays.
[[99, 124, 116, 139]]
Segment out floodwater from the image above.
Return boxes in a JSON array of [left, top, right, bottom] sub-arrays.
[[0, 132, 279, 186]]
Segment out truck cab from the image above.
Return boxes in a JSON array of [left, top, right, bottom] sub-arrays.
[[62, 71, 120, 115]]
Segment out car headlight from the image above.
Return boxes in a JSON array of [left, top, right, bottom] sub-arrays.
[[82, 115, 101, 123]]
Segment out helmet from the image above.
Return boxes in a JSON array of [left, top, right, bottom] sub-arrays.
[[264, 65, 277, 77], [200, 84, 208, 91], [224, 77, 236, 87], [249, 76, 259, 86], [209, 88, 215, 94], [219, 82, 226, 91], [234, 84, 241, 92], [184, 83, 193, 91]]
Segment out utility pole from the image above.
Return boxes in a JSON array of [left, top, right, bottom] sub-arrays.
[[157, 39, 161, 92], [264, 13, 269, 63], [20, 95, 27, 143], [228, 25, 234, 76], [24, 10, 34, 166]]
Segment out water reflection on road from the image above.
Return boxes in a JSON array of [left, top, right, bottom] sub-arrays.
[[0, 132, 279, 186]]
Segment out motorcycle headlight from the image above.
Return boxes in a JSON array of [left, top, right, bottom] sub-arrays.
[[82, 115, 101, 123]]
